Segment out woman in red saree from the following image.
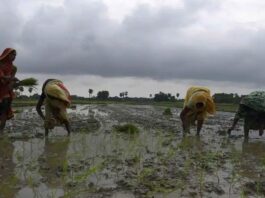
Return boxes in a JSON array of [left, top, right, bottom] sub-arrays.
[[0, 48, 19, 133]]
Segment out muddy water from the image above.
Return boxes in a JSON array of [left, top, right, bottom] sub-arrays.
[[0, 104, 265, 198]]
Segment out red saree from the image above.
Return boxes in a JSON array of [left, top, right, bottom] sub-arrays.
[[0, 48, 17, 119]]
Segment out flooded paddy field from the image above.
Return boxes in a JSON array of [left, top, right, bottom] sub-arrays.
[[1, 104, 265, 198]]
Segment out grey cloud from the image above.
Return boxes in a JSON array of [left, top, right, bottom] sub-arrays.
[[2, 0, 264, 86], [0, 0, 22, 48], [184, 0, 220, 11]]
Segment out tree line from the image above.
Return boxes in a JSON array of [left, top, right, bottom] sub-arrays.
[[15, 88, 243, 104]]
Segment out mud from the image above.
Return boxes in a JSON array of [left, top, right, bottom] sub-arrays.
[[1, 104, 265, 198]]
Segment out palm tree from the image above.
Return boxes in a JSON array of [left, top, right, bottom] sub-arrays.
[[19, 86, 24, 93], [88, 89, 93, 98], [28, 87, 33, 93], [120, 92, 124, 98], [28, 87, 33, 97]]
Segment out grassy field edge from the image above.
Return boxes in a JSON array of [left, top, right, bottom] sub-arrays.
[[13, 99, 238, 112]]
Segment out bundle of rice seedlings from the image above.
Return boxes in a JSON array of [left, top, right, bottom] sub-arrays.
[[19, 78, 38, 87]]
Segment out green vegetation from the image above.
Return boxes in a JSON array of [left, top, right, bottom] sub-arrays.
[[213, 93, 242, 104], [96, 90, 109, 100], [114, 123, 139, 134], [154, 91, 176, 102], [13, 98, 238, 112], [12, 99, 36, 107], [215, 103, 238, 112], [163, 107, 173, 116], [19, 78, 38, 87]]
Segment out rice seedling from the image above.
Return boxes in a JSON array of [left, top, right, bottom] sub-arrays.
[[163, 108, 172, 116], [114, 123, 139, 134]]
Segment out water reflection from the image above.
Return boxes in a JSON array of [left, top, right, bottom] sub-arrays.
[[0, 137, 18, 198], [39, 137, 70, 188], [240, 140, 265, 179], [2, 104, 264, 198], [14, 137, 69, 198]]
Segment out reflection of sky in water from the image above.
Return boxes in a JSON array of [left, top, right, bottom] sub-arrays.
[[13, 139, 44, 181], [9, 105, 179, 197], [69, 104, 109, 117], [17, 185, 64, 198], [0, 105, 264, 197], [239, 140, 265, 179], [13, 138, 65, 198]]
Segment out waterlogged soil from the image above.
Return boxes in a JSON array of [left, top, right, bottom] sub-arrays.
[[1, 104, 265, 198]]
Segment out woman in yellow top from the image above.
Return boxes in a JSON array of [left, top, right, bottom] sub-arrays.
[[180, 86, 216, 135], [36, 79, 71, 137]]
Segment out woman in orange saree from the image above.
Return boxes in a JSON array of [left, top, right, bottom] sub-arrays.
[[0, 48, 19, 133]]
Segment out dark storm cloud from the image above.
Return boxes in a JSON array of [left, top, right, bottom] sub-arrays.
[[2, 0, 265, 85]]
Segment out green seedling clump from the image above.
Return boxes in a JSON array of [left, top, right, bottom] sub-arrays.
[[163, 108, 172, 116], [114, 123, 139, 134]]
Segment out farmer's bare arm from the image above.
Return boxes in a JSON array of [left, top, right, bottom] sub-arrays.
[[180, 107, 191, 130], [65, 121, 71, 136], [36, 94, 45, 120], [197, 119, 204, 135], [227, 116, 240, 135]]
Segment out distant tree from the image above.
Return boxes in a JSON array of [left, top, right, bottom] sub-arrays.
[[14, 91, 20, 97], [31, 93, 39, 99], [97, 90, 109, 100], [213, 93, 232, 103], [233, 93, 241, 104], [27, 87, 33, 98], [149, 94, 152, 98], [28, 87, 33, 93], [176, 93, 180, 99], [18, 95, 29, 99], [154, 92, 171, 102], [120, 92, 124, 98], [88, 89, 93, 98], [213, 93, 242, 104], [124, 91, 128, 98], [18, 86, 24, 94]]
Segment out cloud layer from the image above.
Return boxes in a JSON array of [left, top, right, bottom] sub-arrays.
[[1, 0, 265, 86]]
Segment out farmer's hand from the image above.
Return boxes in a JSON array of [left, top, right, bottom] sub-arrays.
[[12, 77, 20, 88], [13, 77, 20, 82], [227, 128, 233, 136], [8, 77, 20, 90]]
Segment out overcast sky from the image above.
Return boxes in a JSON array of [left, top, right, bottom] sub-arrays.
[[1, 0, 265, 97]]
